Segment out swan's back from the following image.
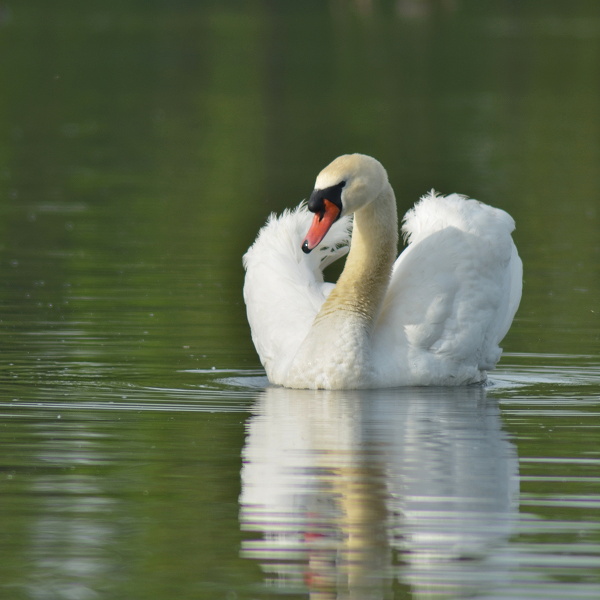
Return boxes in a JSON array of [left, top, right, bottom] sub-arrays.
[[373, 192, 522, 386]]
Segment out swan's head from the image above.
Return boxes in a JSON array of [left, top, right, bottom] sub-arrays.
[[302, 154, 388, 253]]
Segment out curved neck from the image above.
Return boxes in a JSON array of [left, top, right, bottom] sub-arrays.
[[317, 183, 398, 326]]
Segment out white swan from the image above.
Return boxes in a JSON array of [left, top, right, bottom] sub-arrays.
[[243, 154, 522, 389]]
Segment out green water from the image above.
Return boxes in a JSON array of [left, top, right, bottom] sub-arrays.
[[0, 1, 599, 598]]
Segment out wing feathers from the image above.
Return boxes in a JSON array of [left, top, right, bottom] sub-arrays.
[[374, 191, 521, 385], [243, 204, 351, 382]]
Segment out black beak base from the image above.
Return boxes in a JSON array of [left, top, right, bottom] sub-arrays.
[[307, 181, 345, 215]]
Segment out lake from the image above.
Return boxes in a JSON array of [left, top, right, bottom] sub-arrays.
[[0, 1, 599, 599]]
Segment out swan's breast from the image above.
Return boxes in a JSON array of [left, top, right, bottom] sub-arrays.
[[284, 312, 373, 390]]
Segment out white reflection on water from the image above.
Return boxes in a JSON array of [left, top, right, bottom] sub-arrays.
[[240, 385, 519, 599]]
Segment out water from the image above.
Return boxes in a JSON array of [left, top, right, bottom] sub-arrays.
[[1, 1, 599, 599]]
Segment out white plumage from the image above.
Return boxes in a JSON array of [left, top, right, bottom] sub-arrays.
[[243, 154, 522, 389]]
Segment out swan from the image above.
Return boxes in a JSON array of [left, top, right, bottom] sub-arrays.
[[243, 154, 522, 389]]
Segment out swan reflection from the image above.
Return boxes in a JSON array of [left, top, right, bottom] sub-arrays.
[[240, 385, 519, 599]]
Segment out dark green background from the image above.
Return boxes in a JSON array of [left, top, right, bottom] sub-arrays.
[[0, 1, 599, 598]]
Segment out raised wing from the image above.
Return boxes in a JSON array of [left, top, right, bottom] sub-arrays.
[[243, 204, 351, 383], [373, 192, 522, 385]]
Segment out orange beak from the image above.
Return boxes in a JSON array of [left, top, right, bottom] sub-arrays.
[[301, 199, 341, 253]]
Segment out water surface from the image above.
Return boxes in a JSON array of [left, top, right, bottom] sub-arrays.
[[1, 1, 599, 599]]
